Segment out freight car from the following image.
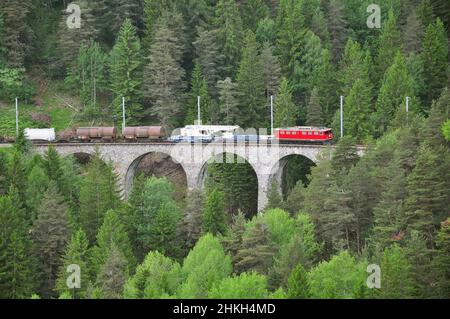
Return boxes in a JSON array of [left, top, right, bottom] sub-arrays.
[[123, 126, 166, 141], [24, 128, 56, 142], [76, 127, 117, 142]]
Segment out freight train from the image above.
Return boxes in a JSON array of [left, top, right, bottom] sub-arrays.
[[0, 125, 334, 144]]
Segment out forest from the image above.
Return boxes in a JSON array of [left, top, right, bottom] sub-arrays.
[[0, 0, 449, 299]]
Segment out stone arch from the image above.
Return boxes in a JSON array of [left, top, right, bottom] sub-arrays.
[[268, 153, 316, 198], [198, 152, 259, 216], [124, 151, 188, 199]]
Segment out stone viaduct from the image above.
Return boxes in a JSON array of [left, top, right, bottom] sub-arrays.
[[33, 142, 364, 211]]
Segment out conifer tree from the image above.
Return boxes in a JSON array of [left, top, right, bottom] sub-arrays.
[[110, 18, 142, 123], [287, 264, 310, 299], [403, 11, 425, 55], [125, 173, 146, 260], [55, 229, 90, 299], [434, 218, 450, 298], [375, 52, 415, 135], [344, 79, 373, 141], [90, 209, 136, 279], [266, 179, 283, 210], [236, 30, 266, 128], [202, 189, 227, 236], [0, 189, 36, 298], [217, 78, 240, 125], [25, 165, 49, 221], [79, 153, 121, 243], [222, 211, 247, 270], [422, 18, 449, 107], [185, 62, 211, 125], [96, 244, 127, 299], [214, 0, 243, 77], [181, 189, 204, 251], [306, 87, 323, 127], [194, 27, 224, 98], [404, 145, 449, 243], [6, 150, 27, 206], [142, 15, 185, 128], [260, 42, 281, 103], [375, 10, 402, 84], [235, 221, 276, 275], [274, 77, 296, 127], [33, 181, 71, 298], [326, 0, 347, 62]]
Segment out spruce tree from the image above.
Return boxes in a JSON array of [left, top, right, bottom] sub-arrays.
[[344, 79, 373, 141], [235, 221, 276, 275], [306, 87, 323, 127], [110, 18, 143, 123], [185, 62, 211, 125], [202, 189, 227, 236], [375, 10, 403, 84], [0, 189, 36, 298], [403, 11, 425, 55], [96, 244, 127, 299], [326, 0, 347, 62], [422, 18, 449, 107], [142, 15, 185, 128], [55, 229, 90, 299], [287, 264, 310, 299], [25, 165, 49, 221], [33, 181, 71, 298], [217, 77, 240, 125], [222, 211, 247, 270], [434, 218, 450, 298], [274, 77, 296, 127], [260, 42, 281, 102], [181, 189, 204, 252], [214, 0, 243, 77], [90, 209, 136, 279], [194, 27, 224, 98], [266, 180, 283, 210], [375, 52, 415, 135], [236, 30, 266, 128]]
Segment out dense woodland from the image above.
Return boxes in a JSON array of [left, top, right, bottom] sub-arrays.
[[0, 0, 449, 299]]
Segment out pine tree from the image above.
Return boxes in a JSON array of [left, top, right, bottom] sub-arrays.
[[236, 30, 266, 128], [375, 10, 403, 84], [96, 244, 127, 299], [331, 136, 359, 183], [202, 189, 227, 236], [90, 209, 136, 279], [274, 77, 296, 127], [214, 0, 243, 77], [217, 77, 240, 125], [287, 264, 310, 299], [33, 181, 71, 298], [306, 87, 323, 127], [55, 229, 90, 299], [235, 221, 276, 275], [110, 18, 143, 123], [142, 15, 185, 128], [422, 18, 449, 107]]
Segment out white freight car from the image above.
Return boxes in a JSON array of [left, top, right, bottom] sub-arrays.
[[24, 128, 56, 141]]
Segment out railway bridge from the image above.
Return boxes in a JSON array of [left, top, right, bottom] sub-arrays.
[[32, 142, 364, 211]]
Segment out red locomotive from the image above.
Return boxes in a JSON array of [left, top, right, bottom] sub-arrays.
[[274, 127, 333, 143]]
